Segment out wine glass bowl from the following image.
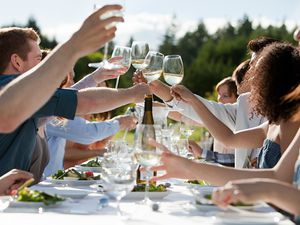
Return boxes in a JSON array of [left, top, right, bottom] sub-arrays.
[[111, 45, 132, 88], [142, 51, 164, 83], [163, 55, 184, 86], [111, 46, 132, 72], [131, 41, 150, 70]]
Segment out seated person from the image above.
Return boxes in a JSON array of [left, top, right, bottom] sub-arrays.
[[0, 26, 149, 176], [0, 5, 124, 132]]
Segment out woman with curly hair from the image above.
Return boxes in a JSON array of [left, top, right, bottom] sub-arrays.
[[149, 42, 300, 186], [211, 86, 300, 222]]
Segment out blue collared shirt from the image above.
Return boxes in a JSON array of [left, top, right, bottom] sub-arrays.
[[44, 117, 119, 176], [0, 74, 77, 175]]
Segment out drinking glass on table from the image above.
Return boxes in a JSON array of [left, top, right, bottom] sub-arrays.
[[134, 124, 162, 204], [101, 154, 137, 217], [131, 41, 150, 70]]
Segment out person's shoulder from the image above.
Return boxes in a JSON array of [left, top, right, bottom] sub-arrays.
[[237, 92, 250, 101]]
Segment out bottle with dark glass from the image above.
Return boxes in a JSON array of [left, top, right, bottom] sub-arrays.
[[136, 95, 157, 185]]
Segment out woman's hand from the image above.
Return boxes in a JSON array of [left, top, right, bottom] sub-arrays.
[[148, 140, 192, 181], [170, 85, 196, 103], [212, 178, 269, 209], [0, 169, 33, 195], [188, 140, 203, 158]]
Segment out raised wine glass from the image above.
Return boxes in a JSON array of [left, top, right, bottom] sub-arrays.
[[131, 41, 150, 70], [111, 46, 132, 88], [163, 55, 184, 109], [142, 51, 164, 83], [88, 0, 125, 69]]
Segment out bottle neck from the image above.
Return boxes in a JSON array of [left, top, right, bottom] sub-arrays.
[[142, 95, 154, 125]]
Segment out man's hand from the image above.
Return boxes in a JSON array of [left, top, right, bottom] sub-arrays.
[[114, 115, 138, 130], [70, 5, 124, 58], [0, 169, 33, 195]]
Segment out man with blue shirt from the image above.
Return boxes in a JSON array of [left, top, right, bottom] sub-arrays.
[[0, 26, 149, 176], [0, 5, 124, 133]]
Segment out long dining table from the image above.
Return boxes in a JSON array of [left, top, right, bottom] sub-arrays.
[[0, 177, 295, 225]]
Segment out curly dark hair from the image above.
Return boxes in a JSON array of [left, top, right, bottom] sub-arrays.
[[249, 43, 300, 123], [247, 36, 281, 53]]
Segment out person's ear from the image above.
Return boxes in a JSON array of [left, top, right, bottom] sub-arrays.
[[10, 53, 24, 72]]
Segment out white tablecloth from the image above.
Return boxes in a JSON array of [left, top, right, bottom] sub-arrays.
[[0, 179, 295, 225]]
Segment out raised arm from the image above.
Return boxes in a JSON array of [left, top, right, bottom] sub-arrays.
[[0, 5, 123, 132], [151, 128, 300, 186], [76, 83, 150, 115], [171, 85, 267, 149]]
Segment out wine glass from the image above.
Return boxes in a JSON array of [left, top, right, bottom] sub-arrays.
[[131, 41, 150, 70], [101, 154, 137, 217], [142, 51, 164, 83], [163, 55, 184, 86], [163, 55, 184, 108], [88, 0, 125, 68], [134, 124, 161, 204], [111, 46, 132, 88]]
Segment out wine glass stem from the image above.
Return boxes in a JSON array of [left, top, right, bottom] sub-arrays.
[[144, 168, 151, 203], [103, 43, 109, 61], [115, 76, 120, 89], [116, 199, 122, 216]]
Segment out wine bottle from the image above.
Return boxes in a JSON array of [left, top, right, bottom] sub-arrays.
[[136, 95, 157, 185]]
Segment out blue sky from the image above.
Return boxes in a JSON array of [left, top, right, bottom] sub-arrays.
[[1, 0, 300, 49]]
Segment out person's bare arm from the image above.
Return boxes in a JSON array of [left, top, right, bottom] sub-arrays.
[[76, 84, 149, 115], [171, 85, 267, 149], [0, 5, 123, 132], [133, 71, 173, 102], [151, 129, 300, 186], [64, 147, 105, 161], [213, 179, 300, 215]]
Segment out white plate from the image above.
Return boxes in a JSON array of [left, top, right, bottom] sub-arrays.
[[74, 165, 102, 173], [10, 199, 64, 208], [46, 177, 97, 186], [32, 186, 91, 199], [213, 212, 283, 225], [123, 191, 169, 200]]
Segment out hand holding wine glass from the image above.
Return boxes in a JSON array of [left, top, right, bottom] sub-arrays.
[[89, 0, 125, 68], [163, 55, 184, 108]]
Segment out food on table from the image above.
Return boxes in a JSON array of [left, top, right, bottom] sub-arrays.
[[81, 158, 101, 167], [132, 184, 168, 192], [51, 169, 100, 180], [186, 180, 210, 185], [17, 188, 64, 206], [196, 193, 253, 207]]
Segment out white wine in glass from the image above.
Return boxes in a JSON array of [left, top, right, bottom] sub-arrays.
[[163, 55, 184, 86], [143, 51, 164, 83], [131, 41, 150, 70]]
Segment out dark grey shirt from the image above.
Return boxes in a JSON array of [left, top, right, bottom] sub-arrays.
[[0, 75, 77, 175]]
